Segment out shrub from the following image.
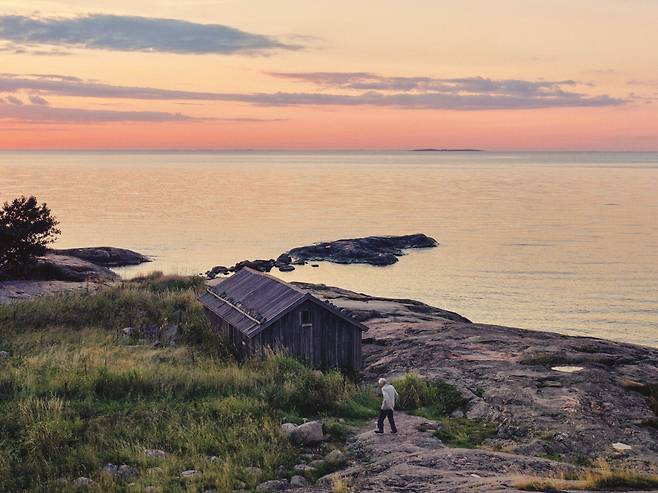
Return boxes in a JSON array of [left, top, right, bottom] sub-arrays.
[[394, 373, 465, 417], [0, 195, 60, 276]]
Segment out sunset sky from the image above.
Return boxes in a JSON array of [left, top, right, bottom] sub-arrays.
[[1, 0, 657, 150]]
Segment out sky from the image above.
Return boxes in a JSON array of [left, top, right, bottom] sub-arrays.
[[0, 0, 657, 150]]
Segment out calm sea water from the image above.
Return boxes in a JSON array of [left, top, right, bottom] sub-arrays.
[[1, 151, 657, 348]]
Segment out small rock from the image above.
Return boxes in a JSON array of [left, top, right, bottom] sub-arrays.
[[144, 449, 166, 459], [293, 464, 315, 473], [180, 469, 198, 478], [73, 477, 94, 487], [311, 264, 319, 267], [278, 264, 295, 272], [290, 475, 309, 488], [122, 327, 138, 337], [612, 442, 632, 451], [308, 459, 325, 468], [324, 449, 346, 466], [289, 420, 324, 445], [0, 350, 9, 359], [256, 479, 289, 491], [208, 455, 220, 463], [450, 409, 464, 419], [103, 463, 138, 480], [418, 421, 439, 431]]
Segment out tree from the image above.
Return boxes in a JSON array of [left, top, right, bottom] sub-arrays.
[[0, 196, 61, 275]]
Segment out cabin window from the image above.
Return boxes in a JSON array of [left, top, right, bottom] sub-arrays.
[[300, 310, 312, 327]]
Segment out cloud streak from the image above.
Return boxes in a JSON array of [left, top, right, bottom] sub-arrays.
[[0, 14, 299, 55], [0, 103, 197, 123], [0, 72, 625, 110]]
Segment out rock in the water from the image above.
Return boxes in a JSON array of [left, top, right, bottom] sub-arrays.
[[286, 233, 438, 266], [207, 265, 229, 278], [289, 420, 324, 445], [144, 449, 166, 459], [276, 253, 292, 265], [277, 264, 295, 272], [52, 247, 151, 267], [290, 475, 309, 488], [232, 259, 276, 273], [256, 479, 289, 491]]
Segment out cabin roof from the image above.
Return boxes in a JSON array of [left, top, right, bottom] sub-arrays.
[[198, 267, 367, 338]]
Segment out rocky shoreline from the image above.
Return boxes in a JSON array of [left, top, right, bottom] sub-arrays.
[[0, 246, 150, 303], [205, 233, 438, 278], [291, 282, 658, 492]]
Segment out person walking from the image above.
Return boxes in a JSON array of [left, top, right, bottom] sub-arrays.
[[375, 378, 399, 434]]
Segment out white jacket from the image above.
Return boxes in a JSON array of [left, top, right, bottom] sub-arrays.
[[381, 384, 399, 410]]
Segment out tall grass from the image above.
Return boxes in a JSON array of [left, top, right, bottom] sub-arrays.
[[0, 275, 474, 491], [517, 459, 658, 491]]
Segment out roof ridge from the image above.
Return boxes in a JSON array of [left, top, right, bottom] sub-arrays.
[[240, 266, 309, 295]]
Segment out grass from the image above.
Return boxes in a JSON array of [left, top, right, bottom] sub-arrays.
[[434, 418, 497, 448], [516, 459, 658, 491], [624, 380, 658, 428], [0, 274, 385, 492], [0, 274, 493, 491]]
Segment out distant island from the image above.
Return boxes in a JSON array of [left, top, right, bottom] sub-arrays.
[[410, 148, 483, 152]]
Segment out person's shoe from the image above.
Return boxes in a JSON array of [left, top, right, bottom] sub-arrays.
[[391, 430, 398, 434], [374, 430, 384, 434]]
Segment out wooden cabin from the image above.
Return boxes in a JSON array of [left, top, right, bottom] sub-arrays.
[[198, 267, 366, 371]]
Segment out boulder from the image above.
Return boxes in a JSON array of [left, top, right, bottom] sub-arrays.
[[287, 234, 438, 266], [289, 421, 324, 445], [290, 475, 309, 488], [256, 479, 289, 491], [52, 247, 151, 267], [276, 253, 292, 265], [324, 449, 346, 466], [280, 423, 296, 437]]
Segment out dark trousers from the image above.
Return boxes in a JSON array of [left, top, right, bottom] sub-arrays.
[[377, 409, 397, 432]]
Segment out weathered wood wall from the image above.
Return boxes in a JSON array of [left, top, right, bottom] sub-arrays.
[[204, 299, 362, 371]]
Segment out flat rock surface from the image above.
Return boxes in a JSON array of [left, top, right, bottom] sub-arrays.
[[293, 283, 658, 492], [51, 246, 151, 267], [0, 279, 111, 304], [286, 234, 438, 266]]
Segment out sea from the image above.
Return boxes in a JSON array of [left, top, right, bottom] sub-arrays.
[[1, 150, 657, 348]]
